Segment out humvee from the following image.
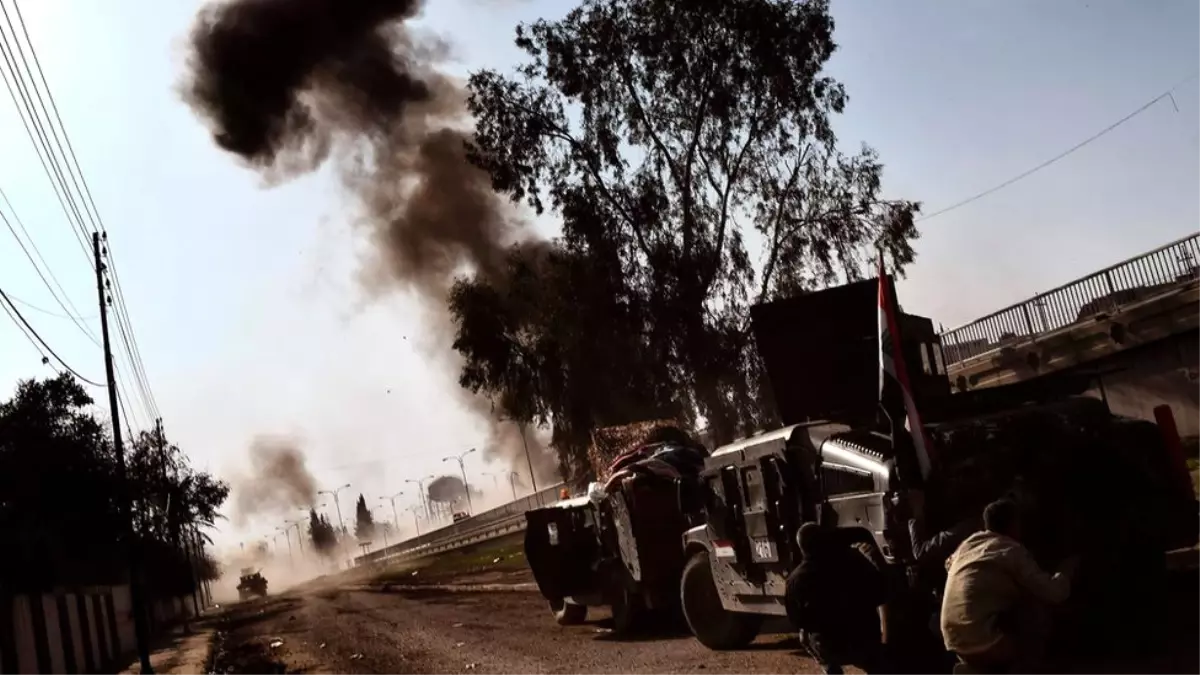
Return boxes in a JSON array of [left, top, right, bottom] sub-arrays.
[[678, 277, 1196, 653]]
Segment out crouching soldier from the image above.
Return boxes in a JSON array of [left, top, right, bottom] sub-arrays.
[[786, 522, 888, 674], [941, 499, 1079, 673]]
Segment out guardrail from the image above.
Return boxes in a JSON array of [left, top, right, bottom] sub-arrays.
[[353, 482, 565, 567], [940, 233, 1200, 366]]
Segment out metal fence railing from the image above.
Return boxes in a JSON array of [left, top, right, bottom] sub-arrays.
[[939, 233, 1200, 366], [353, 482, 565, 567]]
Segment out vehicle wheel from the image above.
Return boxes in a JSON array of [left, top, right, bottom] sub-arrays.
[[680, 550, 761, 650], [610, 582, 644, 636], [548, 597, 588, 625]]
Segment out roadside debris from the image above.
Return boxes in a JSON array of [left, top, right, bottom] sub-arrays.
[[269, 639, 283, 649], [452, 622, 464, 628], [465, 663, 479, 670], [492, 557, 502, 564], [351, 652, 364, 660], [455, 642, 465, 648], [319, 643, 327, 649]]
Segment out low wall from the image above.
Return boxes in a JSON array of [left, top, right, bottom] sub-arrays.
[[0, 586, 205, 674]]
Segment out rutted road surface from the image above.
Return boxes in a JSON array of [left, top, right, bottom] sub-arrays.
[[212, 583, 1200, 675]]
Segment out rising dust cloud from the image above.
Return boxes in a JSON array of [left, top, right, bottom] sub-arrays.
[[182, 0, 556, 481], [231, 436, 318, 526]]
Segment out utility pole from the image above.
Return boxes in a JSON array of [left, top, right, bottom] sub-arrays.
[[186, 526, 202, 617], [154, 417, 168, 534], [507, 471, 519, 502], [95, 232, 154, 674]]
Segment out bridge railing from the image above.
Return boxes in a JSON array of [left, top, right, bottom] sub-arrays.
[[940, 232, 1200, 366], [353, 482, 565, 566]]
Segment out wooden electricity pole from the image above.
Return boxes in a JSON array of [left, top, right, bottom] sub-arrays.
[[94, 232, 154, 674]]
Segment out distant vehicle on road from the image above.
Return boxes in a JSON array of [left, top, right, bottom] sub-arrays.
[[237, 568, 268, 601], [452, 511, 470, 523]]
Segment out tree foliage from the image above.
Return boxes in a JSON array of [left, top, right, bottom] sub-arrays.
[[455, 0, 920, 475], [354, 493, 376, 542], [0, 373, 228, 593], [308, 507, 339, 554]]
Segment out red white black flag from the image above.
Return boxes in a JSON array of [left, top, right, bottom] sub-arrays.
[[877, 251, 935, 480]]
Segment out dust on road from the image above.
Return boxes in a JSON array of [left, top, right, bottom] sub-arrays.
[[211, 587, 823, 674], [209, 568, 1199, 675]]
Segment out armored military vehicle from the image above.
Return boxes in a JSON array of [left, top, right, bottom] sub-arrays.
[[236, 567, 269, 601], [524, 424, 708, 634], [678, 276, 1196, 653]]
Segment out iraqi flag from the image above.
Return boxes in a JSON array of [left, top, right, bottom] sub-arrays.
[[877, 251, 935, 480]]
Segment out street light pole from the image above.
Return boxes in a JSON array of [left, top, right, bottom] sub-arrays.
[[442, 448, 477, 514], [409, 505, 421, 535], [379, 492, 404, 531], [287, 519, 305, 555], [296, 508, 313, 554], [518, 422, 538, 499], [374, 507, 389, 547], [405, 477, 433, 520], [276, 526, 293, 564], [507, 471, 519, 502], [317, 484, 352, 536]]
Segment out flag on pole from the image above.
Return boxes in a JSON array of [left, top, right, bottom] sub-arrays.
[[877, 251, 935, 479]]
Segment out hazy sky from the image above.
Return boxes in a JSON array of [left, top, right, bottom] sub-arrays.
[[0, 0, 1196, 550]]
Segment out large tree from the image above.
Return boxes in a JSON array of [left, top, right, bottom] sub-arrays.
[[457, 0, 919, 473]]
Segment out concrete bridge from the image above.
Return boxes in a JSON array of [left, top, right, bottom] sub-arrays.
[[939, 233, 1199, 437]]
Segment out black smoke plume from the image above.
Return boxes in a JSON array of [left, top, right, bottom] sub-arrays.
[[182, 0, 555, 479], [426, 474, 478, 504], [231, 436, 318, 525]]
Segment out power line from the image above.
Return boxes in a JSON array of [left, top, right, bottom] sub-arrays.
[[0, 11, 93, 263], [9, 0, 104, 234], [115, 363, 149, 434], [919, 72, 1200, 223], [104, 241, 160, 420], [1, 2, 161, 423], [0, 288, 49, 364], [0, 284, 102, 386], [0, 186, 99, 343], [1, 290, 95, 320]]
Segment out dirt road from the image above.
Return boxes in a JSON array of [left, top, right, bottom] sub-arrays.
[[212, 587, 823, 674], [211, 576, 1200, 675]]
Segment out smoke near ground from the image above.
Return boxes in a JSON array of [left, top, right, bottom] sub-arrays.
[[231, 436, 318, 526], [182, 0, 555, 480]]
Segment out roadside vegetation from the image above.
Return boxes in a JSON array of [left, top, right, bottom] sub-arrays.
[[0, 373, 226, 598]]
